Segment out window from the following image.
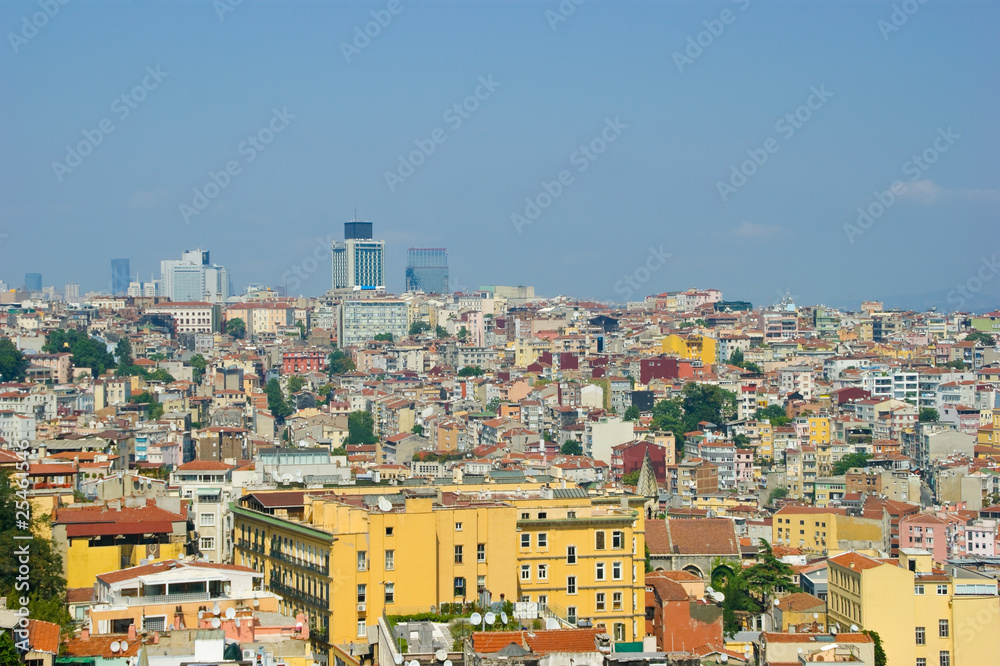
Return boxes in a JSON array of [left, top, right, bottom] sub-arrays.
[[386, 527, 393, 536], [455, 522, 463, 531], [357, 551, 367, 571], [939, 619, 949, 638], [521, 533, 530, 548], [612, 531, 624, 549], [567, 606, 577, 624], [454, 577, 466, 597], [917, 659, 926, 666], [455, 545, 464, 564], [567, 546, 577, 564], [916, 627, 925, 645], [612, 562, 622, 580], [915, 585, 924, 595], [521, 512, 530, 519], [613, 591, 622, 611], [596, 562, 605, 581], [199, 537, 215, 551], [477, 543, 486, 562], [144, 616, 166, 632], [596, 531, 606, 550], [596, 592, 606, 611], [567, 511, 576, 519], [538, 512, 547, 519], [521, 565, 531, 580], [613, 622, 625, 641], [537, 533, 548, 548], [937, 584, 948, 595], [357, 620, 366, 637], [385, 550, 395, 570], [539, 594, 547, 606], [538, 564, 548, 580], [939, 651, 950, 666], [199, 513, 215, 527], [567, 576, 577, 594], [478, 575, 486, 592], [385, 583, 395, 604], [357, 584, 367, 603]]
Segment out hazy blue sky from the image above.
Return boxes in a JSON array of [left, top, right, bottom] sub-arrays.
[[1, 0, 998, 310]]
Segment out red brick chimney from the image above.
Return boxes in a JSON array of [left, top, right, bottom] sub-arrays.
[[128, 623, 137, 641]]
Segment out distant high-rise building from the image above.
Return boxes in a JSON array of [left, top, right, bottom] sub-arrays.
[[64, 282, 80, 300], [332, 220, 385, 291], [160, 249, 230, 303], [405, 248, 449, 294], [24, 273, 42, 292], [111, 258, 131, 295]]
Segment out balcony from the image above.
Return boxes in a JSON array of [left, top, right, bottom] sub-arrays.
[[116, 590, 226, 607], [268, 550, 330, 576], [268, 580, 327, 609]]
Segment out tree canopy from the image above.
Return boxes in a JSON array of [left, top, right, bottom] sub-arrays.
[[327, 349, 355, 376], [728, 349, 744, 366], [622, 470, 640, 486], [43, 329, 116, 376], [409, 321, 431, 335], [226, 317, 247, 339], [832, 452, 870, 476], [374, 332, 394, 342], [287, 375, 305, 394], [919, 407, 939, 423], [346, 411, 379, 445], [0, 338, 28, 382], [560, 440, 583, 456], [265, 378, 293, 423], [754, 404, 790, 427], [965, 331, 994, 346], [458, 365, 485, 377], [623, 404, 640, 421]]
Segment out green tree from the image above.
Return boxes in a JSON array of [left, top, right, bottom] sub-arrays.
[[733, 434, 751, 447], [457, 326, 469, 340], [623, 404, 640, 421], [346, 410, 378, 445], [768, 487, 788, 504], [409, 321, 431, 335], [622, 470, 640, 486], [0, 470, 73, 632], [287, 375, 305, 394], [832, 452, 870, 476], [651, 398, 686, 447], [0, 338, 28, 382], [189, 353, 207, 383], [742, 539, 799, 608], [43, 329, 116, 376], [485, 397, 502, 413], [941, 359, 968, 370], [742, 361, 763, 374], [681, 383, 737, 430], [458, 366, 485, 377], [226, 317, 247, 339], [411, 424, 424, 436], [919, 407, 940, 423], [754, 404, 790, 427], [861, 630, 887, 666], [0, 631, 20, 665], [560, 440, 583, 455], [327, 349, 356, 376], [435, 325, 449, 338], [374, 332, 394, 342], [265, 378, 293, 423], [965, 331, 995, 346], [129, 391, 164, 420], [728, 348, 744, 367], [114, 336, 134, 368], [644, 542, 652, 573]]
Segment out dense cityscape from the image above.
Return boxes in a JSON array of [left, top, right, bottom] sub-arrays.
[[1, 220, 999, 666]]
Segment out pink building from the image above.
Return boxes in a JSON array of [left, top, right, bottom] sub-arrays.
[[899, 513, 950, 564]]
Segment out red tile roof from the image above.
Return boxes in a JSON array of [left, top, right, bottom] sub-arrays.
[[64, 634, 142, 658], [472, 628, 603, 655], [175, 460, 233, 471], [828, 551, 884, 572], [27, 619, 60, 654]]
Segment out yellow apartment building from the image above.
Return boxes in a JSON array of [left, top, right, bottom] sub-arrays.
[[772, 506, 885, 554], [827, 549, 1000, 666], [807, 416, 831, 445], [660, 334, 716, 367], [232, 485, 646, 659]]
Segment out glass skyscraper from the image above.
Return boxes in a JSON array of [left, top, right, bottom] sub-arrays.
[[24, 273, 42, 292], [111, 258, 131, 295], [405, 248, 449, 294], [331, 221, 385, 290]]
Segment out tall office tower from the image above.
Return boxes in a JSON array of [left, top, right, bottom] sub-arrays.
[[331, 220, 385, 290], [405, 248, 449, 293], [24, 273, 42, 292], [64, 283, 80, 300], [160, 249, 230, 303], [111, 258, 131, 295]]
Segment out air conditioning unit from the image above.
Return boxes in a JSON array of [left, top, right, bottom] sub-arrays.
[[243, 649, 255, 660], [357, 603, 366, 613]]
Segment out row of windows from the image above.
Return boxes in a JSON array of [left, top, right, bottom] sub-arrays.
[[914, 584, 949, 595], [914, 652, 950, 666], [914, 620, 949, 644], [520, 531, 626, 552]]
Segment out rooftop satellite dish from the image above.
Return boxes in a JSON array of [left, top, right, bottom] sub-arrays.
[[470, 612, 482, 625], [198, 610, 205, 620], [850, 624, 859, 632], [773, 598, 781, 606], [409, 660, 421, 666], [813, 612, 819, 619], [484, 612, 496, 625], [120, 642, 128, 653], [110, 641, 120, 653], [720, 655, 728, 664], [213, 603, 221, 615], [444, 660, 453, 666], [706, 586, 715, 595], [235, 617, 240, 628], [378, 497, 393, 512], [435, 649, 448, 661], [253, 599, 260, 608], [545, 618, 560, 630], [501, 612, 508, 624], [714, 592, 725, 603], [393, 656, 403, 666], [167, 624, 174, 631], [226, 607, 236, 619], [211, 617, 221, 629]]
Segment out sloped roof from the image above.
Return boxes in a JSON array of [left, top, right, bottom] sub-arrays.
[[664, 518, 739, 555], [27, 619, 60, 654]]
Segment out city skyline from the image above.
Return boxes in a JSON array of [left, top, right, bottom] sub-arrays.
[[1, 2, 997, 311]]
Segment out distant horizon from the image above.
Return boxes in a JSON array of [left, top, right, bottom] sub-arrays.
[[1, 1, 997, 312]]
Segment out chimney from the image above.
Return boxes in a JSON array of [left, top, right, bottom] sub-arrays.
[[128, 623, 137, 641], [80, 628, 90, 640], [153, 631, 159, 644]]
